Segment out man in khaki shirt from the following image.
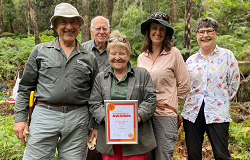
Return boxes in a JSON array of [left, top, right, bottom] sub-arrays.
[[13, 3, 98, 159]]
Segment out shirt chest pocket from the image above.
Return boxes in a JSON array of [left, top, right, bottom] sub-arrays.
[[72, 65, 91, 88], [131, 85, 144, 101], [39, 61, 61, 84]]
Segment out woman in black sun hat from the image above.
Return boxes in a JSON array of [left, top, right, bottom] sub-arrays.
[[138, 12, 191, 160]]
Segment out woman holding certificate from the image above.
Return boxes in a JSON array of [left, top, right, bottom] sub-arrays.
[[89, 30, 157, 160], [137, 12, 191, 160]]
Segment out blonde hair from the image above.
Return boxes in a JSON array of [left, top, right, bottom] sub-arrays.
[[107, 30, 131, 55]]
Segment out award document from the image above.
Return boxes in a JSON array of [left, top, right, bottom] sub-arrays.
[[104, 100, 138, 144]]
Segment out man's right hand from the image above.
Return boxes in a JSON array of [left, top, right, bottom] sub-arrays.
[[13, 122, 29, 144]]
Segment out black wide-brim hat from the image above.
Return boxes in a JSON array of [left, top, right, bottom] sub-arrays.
[[141, 12, 174, 38]]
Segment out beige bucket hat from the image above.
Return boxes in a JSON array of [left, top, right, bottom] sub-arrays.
[[50, 3, 85, 28]]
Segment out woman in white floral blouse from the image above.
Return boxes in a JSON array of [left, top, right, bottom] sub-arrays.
[[181, 17, 240, 160]]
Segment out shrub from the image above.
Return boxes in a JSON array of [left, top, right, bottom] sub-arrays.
[[40, 29, 54, 37], [0, 115, 25, 159], [2, 32, 15, 37]]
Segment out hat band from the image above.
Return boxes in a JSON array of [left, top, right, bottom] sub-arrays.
[[150, 13, 170, 23]]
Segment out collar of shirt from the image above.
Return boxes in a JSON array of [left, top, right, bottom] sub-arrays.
[[45, 37, 81, 53], [108, 62, 131, 75], [89, 39, 108, 55], [105, 61, 134, 78], [144, 49, 171, 57], [197, 44, 221, 59]]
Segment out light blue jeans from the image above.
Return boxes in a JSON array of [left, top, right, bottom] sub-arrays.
[[23, 104, 89, 160]]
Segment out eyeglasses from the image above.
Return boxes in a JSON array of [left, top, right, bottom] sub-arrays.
[[108, 37, 128, 43], [150, 13, 170, 23], [92, 27, 110, 32], [197, 29, 215, 36]]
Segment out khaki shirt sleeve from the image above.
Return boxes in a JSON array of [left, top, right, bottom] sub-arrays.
[[15, 45, 39, 123]]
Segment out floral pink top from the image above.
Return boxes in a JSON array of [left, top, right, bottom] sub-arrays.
[[181, 45, 240, 124]]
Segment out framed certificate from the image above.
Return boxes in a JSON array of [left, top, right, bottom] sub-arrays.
[[104, 100, 138, 144]]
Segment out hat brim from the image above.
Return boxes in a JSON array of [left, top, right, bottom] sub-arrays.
[[141, 18, 174, 38], [50, 15, 85, 28]]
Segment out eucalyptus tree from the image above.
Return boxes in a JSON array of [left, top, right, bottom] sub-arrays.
[[184, 0, 192, 50], [27, 0, 41, 44], [170, 0, 177, 23], [2, 0, 16, 33], [0, 0, 3, 34], [81, 0, 90, 43], [105, 0, 113, 26]]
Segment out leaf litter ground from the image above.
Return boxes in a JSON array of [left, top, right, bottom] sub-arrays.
[[1, 101, 249, 159]]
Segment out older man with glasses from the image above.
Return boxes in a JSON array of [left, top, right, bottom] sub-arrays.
[[82, 16, 111, 72], [82, 15, 111, 160]]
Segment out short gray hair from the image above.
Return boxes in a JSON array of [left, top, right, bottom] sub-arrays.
[[196, 17, 219, 33], [90, 16, 110, 28]]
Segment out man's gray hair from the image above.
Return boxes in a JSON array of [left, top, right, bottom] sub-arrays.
[[196, 17, 219, 33], [91, 16, 110, 28]]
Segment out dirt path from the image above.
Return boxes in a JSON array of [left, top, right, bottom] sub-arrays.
[[0, 102, 14, 116]]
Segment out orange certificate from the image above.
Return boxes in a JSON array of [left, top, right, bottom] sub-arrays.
[[104, 100, 138, 144]]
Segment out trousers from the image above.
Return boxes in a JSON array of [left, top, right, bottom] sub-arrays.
[[23, 104, 89, 160], [146, 116, 178, 160], [183, 101, 232, 160]]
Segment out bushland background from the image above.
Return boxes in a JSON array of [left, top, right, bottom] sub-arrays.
[[0, 0, 250, 159]]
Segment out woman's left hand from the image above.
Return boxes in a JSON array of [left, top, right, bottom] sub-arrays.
[[89, 129, 98, 142]]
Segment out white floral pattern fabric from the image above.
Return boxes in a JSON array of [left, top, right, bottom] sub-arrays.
[[181, 45, 240, 124]]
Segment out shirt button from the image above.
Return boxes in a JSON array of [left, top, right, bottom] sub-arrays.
[[64, 87, 67, 91]]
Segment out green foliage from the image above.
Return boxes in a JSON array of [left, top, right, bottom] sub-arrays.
[[2, 0, 17, 32], [114, 26, 144, 59], [0, 37, 35, 80], [205, 0, 250, 31], [119, 6, 145, 28], [0, 115, 25, 159], [216, 35, 249, 60], [112, 4, 146, 61], [2, 32, 15, 37], [17, 33, 28, 39], [39, 36, 56, 43], [172, 19, 200, 55], [40, 30, 55, 37], [229, 120, 250, 159]]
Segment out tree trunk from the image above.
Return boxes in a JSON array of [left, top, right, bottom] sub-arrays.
[[27, 0, 41, 45], [97, 0, 102, 15], [105, 0, 113, 27], [9, 18, 14, 33], [25, 11, 30, 37], [0, 0, 3, 34], [184, 0, 192, 50], [81, 0, 90, 43], [170, 0, 177, 23]]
